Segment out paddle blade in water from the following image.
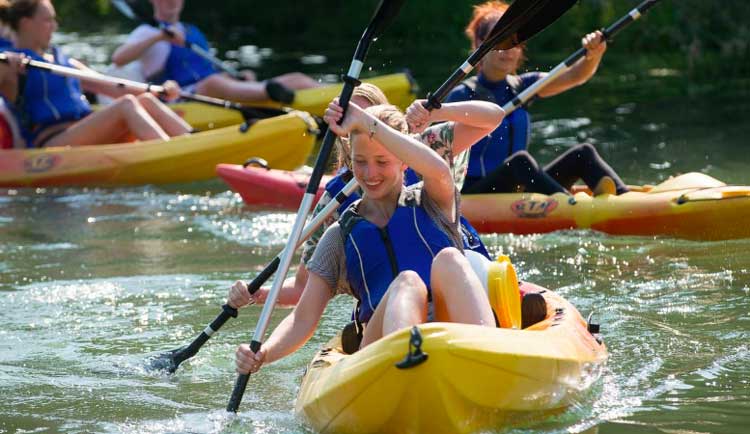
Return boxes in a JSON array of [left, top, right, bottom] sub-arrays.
[[143, 346, 185, 374]]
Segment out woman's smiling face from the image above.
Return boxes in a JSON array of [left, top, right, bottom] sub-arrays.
[[350, 133, 405, 200]]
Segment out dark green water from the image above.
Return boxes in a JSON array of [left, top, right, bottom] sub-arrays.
[[1, 27, 749, 433]]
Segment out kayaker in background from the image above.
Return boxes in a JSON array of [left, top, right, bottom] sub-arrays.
[[235, 100, 497, 374], [111, 0, 320, 104], [0, 0, 192, 148], [447, 0, 629, 196], [226, 85, 503, 310]]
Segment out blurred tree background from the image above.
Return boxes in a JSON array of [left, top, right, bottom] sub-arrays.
[[56, 0, 749, 88]]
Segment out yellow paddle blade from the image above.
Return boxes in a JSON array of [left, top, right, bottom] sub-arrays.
[[486, 256, 522, 329]]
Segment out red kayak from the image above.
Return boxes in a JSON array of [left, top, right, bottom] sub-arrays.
[[216, 163, 332, 209]]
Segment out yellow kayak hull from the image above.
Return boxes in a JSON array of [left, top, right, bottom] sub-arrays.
[[168, 72, 417, 131], [296, 287, 607, 434], [249, 72, 417, 114], [0, 112, 316, 187], [462, 172, 750, 241]]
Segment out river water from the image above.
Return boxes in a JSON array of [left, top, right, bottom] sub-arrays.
[[1, 28, 749, 434]]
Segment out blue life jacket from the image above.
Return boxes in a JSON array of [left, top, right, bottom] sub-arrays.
[[14, 47, 92, 146], [0, 36, 13, 50], [324, 169, 359, 217], [454, 75, 536, 179], [404, 167, 491, 259], [152, 22, 218, 87], [341, 187, 457, 323]]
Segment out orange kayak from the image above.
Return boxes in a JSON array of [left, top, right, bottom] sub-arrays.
[[216, 166, 750, 241], [461, 172, 750, 241]]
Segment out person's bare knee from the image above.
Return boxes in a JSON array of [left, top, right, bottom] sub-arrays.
[[113, 94, 138, 112], [431, 248, 466, 278], [136, 92, 159, 105], [386, 270, 428, 323]]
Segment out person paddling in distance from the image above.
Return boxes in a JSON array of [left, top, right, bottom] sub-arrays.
[[111, 0, 320, 104], [226, 85, 504, 311], [235, 101, 497, 373], [0, 0, 191, 148], [447, 0, 628, 196]]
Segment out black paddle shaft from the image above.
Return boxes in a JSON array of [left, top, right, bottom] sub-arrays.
[[562, 0, 663, 67], [226, 0, 407, 414]]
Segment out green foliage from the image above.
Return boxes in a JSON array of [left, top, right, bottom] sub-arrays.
[[51, 0, 749, 80]]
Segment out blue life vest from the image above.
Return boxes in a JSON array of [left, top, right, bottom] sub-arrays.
[[404, 167, 491, 259], [324, 169, 359, 217], [452, 74, 536, 179], [14, 47, 92, 146], [0, 36, 13, 50], [340, 187, 457, 323], [151, 22, 217, 87]]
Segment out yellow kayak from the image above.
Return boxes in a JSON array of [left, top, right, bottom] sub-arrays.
[[0, 112, 316, 187], [462, 172, 750, 241], [296, 281, 607, 434], [169, 72, 417, 131]]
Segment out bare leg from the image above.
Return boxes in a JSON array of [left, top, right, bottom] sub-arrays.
[[136, 93, 191, 136], [431, 248, 495, 326], [360, 270, 429, 348], [44, 95, 169, 147], [195, 74, 268, 101], [272, 72, 320, 90]]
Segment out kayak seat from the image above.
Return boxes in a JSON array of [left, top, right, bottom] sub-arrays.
[[486, 256, 522, 329]]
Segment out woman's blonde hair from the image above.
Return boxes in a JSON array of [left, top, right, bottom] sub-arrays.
[[335, 83, 390, 170]]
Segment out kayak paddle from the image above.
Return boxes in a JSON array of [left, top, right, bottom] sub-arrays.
[[226, 0, 406, 414], [499, 0, 665, 114], [0, 53, 287, 123], [424, 0, 578, 109], [143, 175, 359, 374], [110, 0, 246, 80]]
